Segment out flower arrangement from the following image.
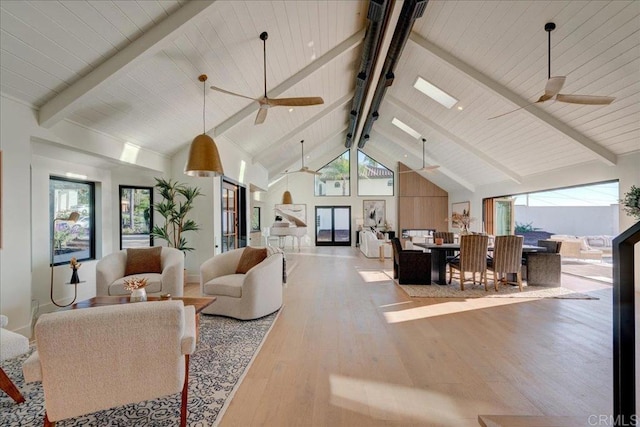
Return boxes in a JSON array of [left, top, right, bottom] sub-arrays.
[[620, 185, 640, 221], [123, 276, 149, 291], [69, 257, 81, 270], [447, 211, 475, 232]]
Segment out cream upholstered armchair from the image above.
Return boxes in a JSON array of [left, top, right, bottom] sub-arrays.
[[200, 247, 283, 320], [96, 247, 184, 297], [23, 301, 196, 426]]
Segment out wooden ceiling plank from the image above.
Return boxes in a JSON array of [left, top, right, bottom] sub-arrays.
[[372, 127, 475, 192], [38, 0, 219, 128], [408, 32, 618, 166], [213, 29, 365, 137], [386, 95, 522, 183]]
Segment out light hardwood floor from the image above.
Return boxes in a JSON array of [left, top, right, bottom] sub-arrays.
[[187, 247, 612, 426]]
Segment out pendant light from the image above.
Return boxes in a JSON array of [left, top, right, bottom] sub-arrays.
[[185, 74, 224, 177], [282, 171, 293, 204]]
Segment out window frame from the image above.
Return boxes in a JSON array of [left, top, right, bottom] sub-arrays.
[[119, 185, 154, 249], [357, 150, 394, 197], [50, 176, 95, 266], [314, 150, 351, 197]]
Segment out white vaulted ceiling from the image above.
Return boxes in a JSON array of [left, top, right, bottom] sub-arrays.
[[1, 0, 638, 191]]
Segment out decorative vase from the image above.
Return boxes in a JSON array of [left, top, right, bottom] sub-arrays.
[[70, 268, 80, 284], [460, 227, 469, 236], [130, 288, 147, 303]]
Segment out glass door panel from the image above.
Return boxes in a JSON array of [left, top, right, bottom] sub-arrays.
[[120, 186, 153, 249], [494, 198, 515, 236], [315, 206, 351, 246], [222, 182, 238, 252]]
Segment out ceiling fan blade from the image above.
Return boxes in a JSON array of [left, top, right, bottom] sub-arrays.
[[255, 107, 268, 125], [399, 165, 439, 174], [543, 76, 566, 98], [299, 167, 321, 175], [210, 85, 256, 101], [266, 97, 324, 107], [556, 94, 615, 105], [488, 101, 538, 120]]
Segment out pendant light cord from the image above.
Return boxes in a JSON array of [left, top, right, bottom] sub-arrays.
[[203, 78, 206, 134]]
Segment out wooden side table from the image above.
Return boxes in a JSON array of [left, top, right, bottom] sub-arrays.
[[379, 241, 391, 261]]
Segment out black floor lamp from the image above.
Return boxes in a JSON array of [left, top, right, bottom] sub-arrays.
[[50, 211, 80, 308]]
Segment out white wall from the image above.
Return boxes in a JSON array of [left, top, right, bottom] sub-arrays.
[[514, 205, 620, 236]]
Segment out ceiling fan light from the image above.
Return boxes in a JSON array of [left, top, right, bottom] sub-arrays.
[[184, 134, 224, 177], [282, 190, 293, 204]]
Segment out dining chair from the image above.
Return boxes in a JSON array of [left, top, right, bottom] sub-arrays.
[[433, 231, 454, 243], [448, 235, 489, 290], [488, 235, 524, 291]]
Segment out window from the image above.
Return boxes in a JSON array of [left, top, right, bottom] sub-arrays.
[[357, 150, 394, 196], [50, 177, 95, 265], [120, 186, 153, 249], [314, 150, 350, 196]]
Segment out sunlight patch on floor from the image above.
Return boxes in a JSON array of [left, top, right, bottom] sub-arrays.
[[329, 374, 475, 423], [383, 298, 534, 323], [357, 269, 392, 283]]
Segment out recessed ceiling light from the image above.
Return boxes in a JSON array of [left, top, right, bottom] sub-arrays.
[[457, 106, 463, 111], [414, 76, 458, 109], [391, 117, 421, 139], [288, 108, 294, 112]]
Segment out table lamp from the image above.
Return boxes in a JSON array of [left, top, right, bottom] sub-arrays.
[[50, 211, 81, 307]]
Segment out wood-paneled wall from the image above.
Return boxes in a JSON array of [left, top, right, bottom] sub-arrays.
[[398, 162, 448, 232]]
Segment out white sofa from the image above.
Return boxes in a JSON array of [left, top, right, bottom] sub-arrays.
[[96, 247, 184, 297], [359, 229, 392, 258], [200, 247, 283, 320], [550, 235, 605, 261]]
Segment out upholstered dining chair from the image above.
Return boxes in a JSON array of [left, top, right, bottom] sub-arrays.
[[487, 235, 524, 291], [448, 234, 489, 290], [23, 301, 196, 426], [433, 231, 454, 244], [390, 238, 431, 284]]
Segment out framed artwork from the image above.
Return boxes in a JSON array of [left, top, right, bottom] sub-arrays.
[[251, 207, 261, 232], [274, 204, 307, 226], [363, 200, 385, 228], [451, 201, 470, 229]]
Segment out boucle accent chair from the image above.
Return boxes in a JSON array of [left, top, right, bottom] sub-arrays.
[[488, 235, 524, 291], [200, 247, 283, 320], [0, 315, 29, 403], [390, 238, 432, 284], [449, 235, 489, 291], [23, 301, 196, 427], [96, 246, 184, 297]]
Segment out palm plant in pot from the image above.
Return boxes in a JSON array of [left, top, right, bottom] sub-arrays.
[[151, 178, 203, 283]]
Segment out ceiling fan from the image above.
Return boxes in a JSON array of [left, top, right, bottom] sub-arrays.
[[293, 140, 321, 175], [399, 138, 440, 174], [489, 22, 615, 120], [210, 31, 324, 125]]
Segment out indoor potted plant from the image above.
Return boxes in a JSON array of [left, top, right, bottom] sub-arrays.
[[151, 178, 203, 272], [620, 185, 640, 221]]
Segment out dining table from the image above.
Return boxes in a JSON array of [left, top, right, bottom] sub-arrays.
[[413, 242, 547, 285]]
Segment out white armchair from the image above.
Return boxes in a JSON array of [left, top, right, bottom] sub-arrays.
[[200, 247, 283, 320], [96, 247, 184, 297], [23, 301, 196, 426], [359, 230, 392, 258], [1, 315, 29, 403]]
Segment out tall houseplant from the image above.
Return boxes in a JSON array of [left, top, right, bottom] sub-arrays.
[[620, 185, 640, 221], [151, 178, 202, 252]]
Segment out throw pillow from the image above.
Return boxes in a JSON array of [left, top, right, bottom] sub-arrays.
[[125, 247, 163, 276], [236, 247, 268, 274]]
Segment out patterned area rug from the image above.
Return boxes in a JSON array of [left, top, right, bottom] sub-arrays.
[[0, 311, 279, 426], [398, 283, 597, 299]]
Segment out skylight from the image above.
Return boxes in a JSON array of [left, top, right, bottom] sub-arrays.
[[391, 118, 420, 139], [413, 77, 458, 109]]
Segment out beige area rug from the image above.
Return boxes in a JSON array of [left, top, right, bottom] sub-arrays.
[[397, 282, 598, 299]]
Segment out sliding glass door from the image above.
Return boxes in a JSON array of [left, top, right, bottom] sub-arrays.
[[315, 206, 351, 246], [494, 198, 515, 235]]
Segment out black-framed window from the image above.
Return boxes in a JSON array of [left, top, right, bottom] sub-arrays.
[[357, 150, 394, 196], [119, 186, 153, 249], [314, 150, 350, 196], [50, 177, 95, 265], [251, 206, 261, 232]]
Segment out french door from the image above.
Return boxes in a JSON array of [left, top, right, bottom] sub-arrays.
[[315, 206, 351, 246], [221, 179, 247, 252]]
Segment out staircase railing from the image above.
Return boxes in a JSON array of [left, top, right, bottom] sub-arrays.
[[612, 220, 639, 421]]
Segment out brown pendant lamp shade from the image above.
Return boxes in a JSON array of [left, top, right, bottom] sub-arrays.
[[282, 190, 293, 204], [185, 75, 224, 177]]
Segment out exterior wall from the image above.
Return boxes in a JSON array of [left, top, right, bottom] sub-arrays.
[[515, 205, 620, 236]]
